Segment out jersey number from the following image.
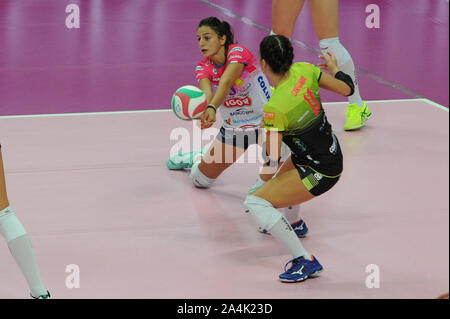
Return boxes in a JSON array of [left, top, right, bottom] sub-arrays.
[[304, 88, 320, 116]]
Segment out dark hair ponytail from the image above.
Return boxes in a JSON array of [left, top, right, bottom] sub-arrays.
[[260, 35, 293, 74], [198, 17, 235, 53]]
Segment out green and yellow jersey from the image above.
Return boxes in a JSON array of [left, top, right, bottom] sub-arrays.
[[263, 62, 323, 132], [263, 62, 343, 176]]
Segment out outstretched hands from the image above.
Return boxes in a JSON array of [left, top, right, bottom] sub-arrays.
[[199, 106, 216, 129], [318, 52, 340, 76]]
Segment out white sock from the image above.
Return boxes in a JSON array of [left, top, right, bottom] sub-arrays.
[[244, 195, 311, 259], [269, 215, 311, 260], [8, 235, 48, 297], [0, 206, 48, 297], [282, 205, 301, 224], [319, 37, 364, 107], [339, 60, 364, 107]]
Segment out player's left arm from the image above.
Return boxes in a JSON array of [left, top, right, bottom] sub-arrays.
[[317, 52, 354, 96], [318, 72, 353, 96]]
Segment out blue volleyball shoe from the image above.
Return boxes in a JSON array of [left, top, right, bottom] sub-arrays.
[[166, 148, 206, 170], [290, 219, 309, 237], [279, 256, 323, 283], [260, 218, 308, 238]]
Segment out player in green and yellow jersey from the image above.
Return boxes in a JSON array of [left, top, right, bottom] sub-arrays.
[[244, 35, 355, 283]]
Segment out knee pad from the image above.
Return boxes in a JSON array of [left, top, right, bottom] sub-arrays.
[[0, 206, 27, 242], [319, 37, 351, 66], [190, 162, 215, 188], [244, 195, 283, 232]]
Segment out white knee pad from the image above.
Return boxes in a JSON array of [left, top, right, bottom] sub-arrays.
[[190, 162, 215, 188], [0, 206, 27, 242], [244, 195, 283, 232], [319, 37, 351, 66]]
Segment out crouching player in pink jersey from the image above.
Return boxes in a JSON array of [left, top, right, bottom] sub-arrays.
[[244, 34, 355, 282], [167, 17, 307, 236], [168, 17, 270, 179]]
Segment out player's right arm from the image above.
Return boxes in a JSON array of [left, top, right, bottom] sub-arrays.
[[195, 63, 217, 128], [198, 78, 213, 104], [195, 62, 213, 103]]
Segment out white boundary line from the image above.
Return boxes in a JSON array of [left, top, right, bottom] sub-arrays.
[[0, 98, 447, 119], [421, 98, 449, 112], [322, 98, 425, 105], [0, 109, 171, 119]]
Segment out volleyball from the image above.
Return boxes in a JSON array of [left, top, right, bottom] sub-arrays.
[[171, 85, 207, 120]]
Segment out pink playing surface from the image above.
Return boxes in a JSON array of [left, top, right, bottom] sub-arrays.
[[0, 100, 448, 298]]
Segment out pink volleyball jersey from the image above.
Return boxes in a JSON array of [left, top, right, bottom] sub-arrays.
[[195, 44, 272, 129]]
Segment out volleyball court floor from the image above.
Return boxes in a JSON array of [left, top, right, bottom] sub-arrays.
[[0, 98, 448, 299]]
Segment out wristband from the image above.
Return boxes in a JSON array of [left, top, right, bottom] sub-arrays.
[[206, 104, 217, 113]]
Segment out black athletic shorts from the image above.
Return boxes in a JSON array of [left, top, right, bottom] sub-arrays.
[[216, 126, 261, 150], [292, 157, 341, 196]]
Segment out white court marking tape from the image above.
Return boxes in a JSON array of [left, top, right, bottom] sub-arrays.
[[0, 98, 447, 120]]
